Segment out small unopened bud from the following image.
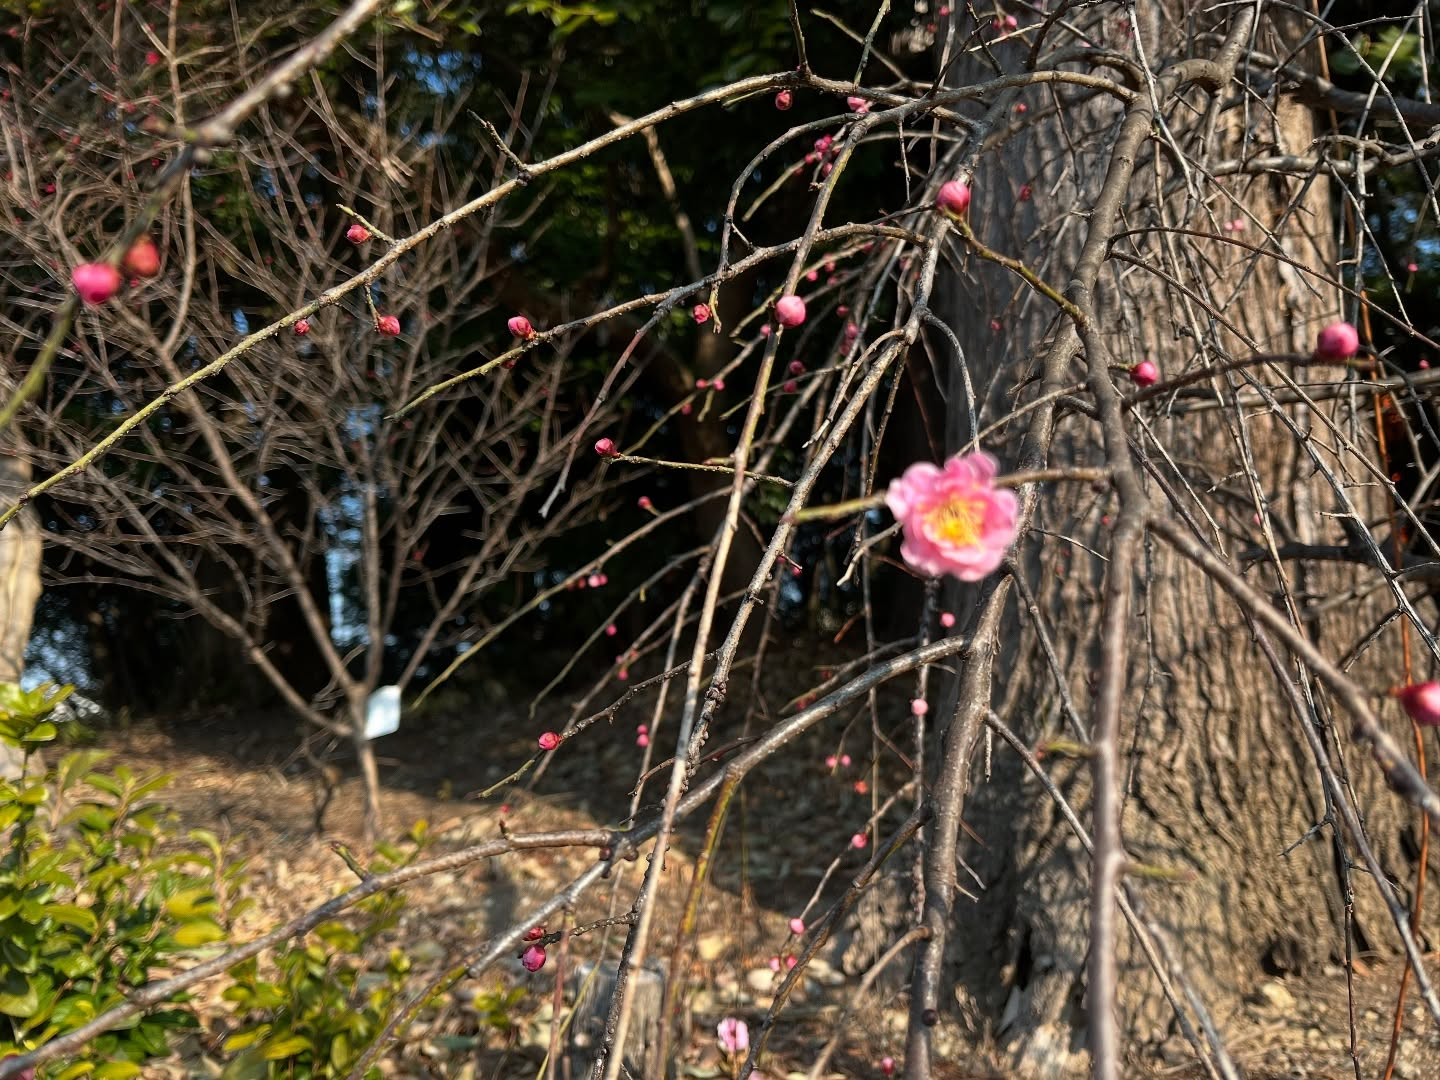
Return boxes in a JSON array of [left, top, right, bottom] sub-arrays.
[[936, 179, 971, 218], [1129, 360, 1159, 387], [775, 295, 807, 327]]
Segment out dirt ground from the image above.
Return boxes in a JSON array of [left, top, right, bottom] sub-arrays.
[[78, 697, 1440, 1080]]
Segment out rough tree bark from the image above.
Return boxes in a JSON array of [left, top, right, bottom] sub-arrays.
[[913, 7, 1420, 1074], [0, 445, 43, 777]]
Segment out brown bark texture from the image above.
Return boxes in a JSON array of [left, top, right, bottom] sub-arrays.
[[917, 6, 1421, 1074]]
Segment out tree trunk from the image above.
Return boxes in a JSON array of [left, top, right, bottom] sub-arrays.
[[924, 8, 1419, 1073], [0, 449, 43, 778]]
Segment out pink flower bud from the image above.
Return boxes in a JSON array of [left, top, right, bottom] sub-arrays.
[[123, 237, 161, 278], [1005, 14, 1018, 28], [836, 304, 849, 316], [696, 378, 708, 389], [775, 294, 807, 327], [844, 322, 859, 340], [769, 955, 782, 972], [692, 303, 711, 324], [145, 51, 160, 65], [376, 314, 401, 336], [346, 223, 371, 243], [1314, 321, 1359, 362], [788, 360, 806, 375], [638, 495, 653, 510], [840, 754, 852, 767], [775, 90, 793, 111], [1129, 360, 1159, 387], [940, 611, 956, 628], [854, 779, 868, 794], [588, 574, 602, 588], [805, 269, 819, 282], [538, 731, 561, 751], [294, 319, 310, 335], [782, 380, 798, 393], [815, 135, 833, 153], [72, 262, 122, 305], [1397, 683, 1440, 726], [595, 437, 618, 457], [521, 944, 547, 971], [618, 669, 629, 681], [760, 324, 772, 337], [826, 755, 838, 769], [1015, 102, 1028, 113], [989, 319, 1003, 333], [1408, 262, 1419, 273], [785, 954, 798, 969], [936, 179, 971, 218], [882, 1057, 896, 1077], [846, 95, 870, 114], [821, 163, 833, 177], [508, 315, 535, 339], [524, 926, 546, 941], [712, 378, 725, 391], [1019, 183, 1033, 202], [851, 831, 868, 849], [911, 698, 929, 717], [789, 917, 806, 934], [636, 731, 649, 746]]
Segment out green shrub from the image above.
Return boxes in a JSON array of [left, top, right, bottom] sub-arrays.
[[0, 681, 245, 1079], [218, 827, 430, 1080]]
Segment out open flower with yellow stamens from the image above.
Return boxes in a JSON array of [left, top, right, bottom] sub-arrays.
[[885, 451, 1019, 581]]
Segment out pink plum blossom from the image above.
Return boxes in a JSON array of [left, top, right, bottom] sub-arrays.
[[884, 451, 1019, 581], [717, 1017, 750, 1056]]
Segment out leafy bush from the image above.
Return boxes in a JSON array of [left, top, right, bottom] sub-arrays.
[[218, 826, 430, 1080], [0, 681, 245, 1079]]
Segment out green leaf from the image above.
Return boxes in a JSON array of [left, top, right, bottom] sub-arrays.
[[43, 904, 98, 934], [171, 918, 226, 947], [261, 1034, 314, 1059], [222, 1025, 270, 1053], [92, 1062, 142, 1079], [0, 973, 40, 1017]]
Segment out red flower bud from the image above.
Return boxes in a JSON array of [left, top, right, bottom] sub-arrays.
[[936, 179, 971, 218], [72, 263, 122, 305], [775, 295, 806, 327], [346, 223, 371, 243], [122, 237, 161, 278]]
